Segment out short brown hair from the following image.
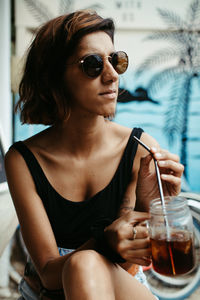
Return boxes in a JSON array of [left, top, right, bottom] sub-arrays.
[[16, 10, 115, 125]]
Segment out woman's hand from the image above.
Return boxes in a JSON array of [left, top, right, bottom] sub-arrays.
[[104, 211, 151, 265], [136, 147, 184, 209]]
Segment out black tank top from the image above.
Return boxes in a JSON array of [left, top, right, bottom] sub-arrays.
[[11, 127, 143, 249]]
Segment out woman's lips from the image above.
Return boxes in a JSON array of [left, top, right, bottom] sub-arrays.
[[99, 90, 117, 99]]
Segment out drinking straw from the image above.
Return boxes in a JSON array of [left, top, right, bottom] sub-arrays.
[[133, 136, 176, 275], [133, 136, 169, 232]]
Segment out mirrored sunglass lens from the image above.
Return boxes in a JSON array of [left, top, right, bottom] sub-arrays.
[[112, 51, 128, 74], [83, 55, 103, 77]]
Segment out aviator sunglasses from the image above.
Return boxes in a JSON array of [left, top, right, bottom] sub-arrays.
[[71, 51, 129, 78]]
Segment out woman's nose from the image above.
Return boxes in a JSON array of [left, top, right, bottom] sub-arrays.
[[101, 58, 119, 83]]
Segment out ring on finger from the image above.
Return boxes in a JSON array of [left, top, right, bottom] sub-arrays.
[[133, 227, 137, 240]]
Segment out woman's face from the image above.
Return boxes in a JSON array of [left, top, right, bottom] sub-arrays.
[[64, 31, 119, 118]]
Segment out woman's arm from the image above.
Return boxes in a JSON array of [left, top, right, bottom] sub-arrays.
[[103, 159, 151, 267], [4, 148, 95, 290], [103, 131, 184, 265]]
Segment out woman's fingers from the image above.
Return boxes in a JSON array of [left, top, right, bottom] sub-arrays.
[[158, 160, 184, 177], [127, 238, 150, 251], [127, 225, 149, 240], [160, 174, 182, 187], [105, 211, 152, 263], [124, 246, 152, 263], [149, 148, 184, 181], [151, 148, 180, 165], [139, 148, 183, 179], [124, 211, 150, 225], [118, 226, 151, 260], [127, 257, 152, 266], [137, 258, 152, 266]]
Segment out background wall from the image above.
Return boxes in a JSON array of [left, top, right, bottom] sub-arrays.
[[0, 0, 12, 149], [12, 0, 200, 192]]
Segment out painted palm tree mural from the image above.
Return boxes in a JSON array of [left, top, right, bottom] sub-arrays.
[[23, 0, 73, 21], [135, 0, 200, 179], [23, 0, 103, 23]]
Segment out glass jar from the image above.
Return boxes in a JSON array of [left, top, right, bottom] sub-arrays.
[[148, 195, 195, 276]]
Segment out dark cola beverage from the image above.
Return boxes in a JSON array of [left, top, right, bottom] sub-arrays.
[[151, 231, 194, 276], [149, 196, 195, 276]]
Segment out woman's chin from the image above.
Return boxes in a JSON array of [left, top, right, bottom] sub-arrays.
[[101, 105, 116, 119], [103, 113, 115, 120]]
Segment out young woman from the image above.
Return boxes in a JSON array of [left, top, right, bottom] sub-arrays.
[[5, 10, 184, 300]]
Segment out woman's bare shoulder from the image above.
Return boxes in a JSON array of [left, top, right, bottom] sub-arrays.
[[107, 122, 161, 154], [135, 131, 160, 158], [108, 121, 132, 140], [5, 144, 23, 166], [108, 122, 159, 149], [140, 132, 160, 149], [5, 126, 53, 172], [4, 129, 47, 168]]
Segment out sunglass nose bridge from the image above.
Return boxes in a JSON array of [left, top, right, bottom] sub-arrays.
[[102, 55, 114, 69], [101, 55, 119, 78]]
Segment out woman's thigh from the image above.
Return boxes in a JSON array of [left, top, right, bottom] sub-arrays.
[[62, 250, 156, 300], [110, 264, 156, 300]]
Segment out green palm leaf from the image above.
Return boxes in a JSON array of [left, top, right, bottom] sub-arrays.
[[136, 48, 180, 77], [24, 0, 53, 22], [164, 77, 187, 144], [135, 0, 200, 178], [147, 67, 182, 95], [157, 8, 187, 29], [59, 0, 73, 14], [146, 30, 192, 47], [186, 0, 200, 24]]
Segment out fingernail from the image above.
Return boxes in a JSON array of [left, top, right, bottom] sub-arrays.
[[161, 174, 168, 178], [158, 161, 166, 166], [151, 147, 157, 152], [155, 153, 162, 158]]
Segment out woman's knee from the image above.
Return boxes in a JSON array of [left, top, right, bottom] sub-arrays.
[[62, 250, 107, 278], [62, 250, 116, 299], [62, 249, 116, 288]]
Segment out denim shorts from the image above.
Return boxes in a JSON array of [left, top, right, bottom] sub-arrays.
[[18, 247, 156, 300]]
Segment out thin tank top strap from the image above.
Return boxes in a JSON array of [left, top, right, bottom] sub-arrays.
[[132, 127, 144, 138], [10, 141, 48, 197], [122, 127, 144, 175]]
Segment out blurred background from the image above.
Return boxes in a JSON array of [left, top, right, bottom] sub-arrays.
[[0, 0, 200, 299]]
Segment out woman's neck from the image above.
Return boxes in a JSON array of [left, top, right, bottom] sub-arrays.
[[52, 115, 110, 157]]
